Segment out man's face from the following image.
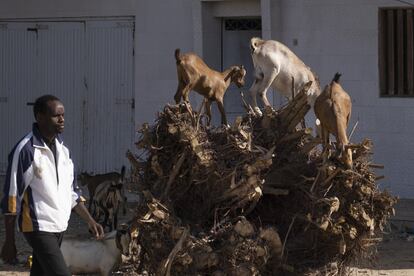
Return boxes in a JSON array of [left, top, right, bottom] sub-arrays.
[[37, 100, 65, 136]]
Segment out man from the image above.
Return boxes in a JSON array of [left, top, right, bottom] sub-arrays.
[[0, 95, 104, 275]]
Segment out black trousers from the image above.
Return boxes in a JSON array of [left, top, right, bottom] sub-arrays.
[[23, 231, 71, 276]]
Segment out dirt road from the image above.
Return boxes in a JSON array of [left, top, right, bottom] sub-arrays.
[[1, 224, 414, 276]]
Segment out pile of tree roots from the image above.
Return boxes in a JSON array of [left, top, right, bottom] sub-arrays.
[[124, 84, 397, 276]]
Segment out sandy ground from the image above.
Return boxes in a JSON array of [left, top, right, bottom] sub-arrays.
[[348, 237, 414, 276], [1, 219, 414, 276], [0, 173, 413, 275]]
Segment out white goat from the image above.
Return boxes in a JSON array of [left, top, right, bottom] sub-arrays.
[[249, 37, 321, 115], [61, 228, 131, 276]]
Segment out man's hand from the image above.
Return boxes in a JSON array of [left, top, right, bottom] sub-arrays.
[[73, 202, 105, 239], [87, 220, 104, 240], [1, 215, 17, 264]]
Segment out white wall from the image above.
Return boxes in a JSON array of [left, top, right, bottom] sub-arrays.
[[1, 0, 414, 198], [134, 0, 195, 127], [271, 0, 414, 198]]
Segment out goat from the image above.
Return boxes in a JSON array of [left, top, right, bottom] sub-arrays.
[[248, 37, 321, 116], [92, 180, 125, 231], [314, 73, 353, 169], [61, 227, 131, 276], [174, 48, 246, 126], [78, 166, 127, 215]]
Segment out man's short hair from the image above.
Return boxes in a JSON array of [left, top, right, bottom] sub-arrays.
[[33, 95, 61, 118]]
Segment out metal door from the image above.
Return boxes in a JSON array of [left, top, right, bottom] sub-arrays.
[[36, 22, 86, 170], [0, 20, 134, 174], [0, 23, 38, 172], [83, 20, 134, 173], [222, 18, 261, 124]]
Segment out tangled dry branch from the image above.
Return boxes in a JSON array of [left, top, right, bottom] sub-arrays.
[[123, 84, 396, 276]]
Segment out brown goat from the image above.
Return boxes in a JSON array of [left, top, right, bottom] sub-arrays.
[[314, 73, 352, 169], [78, 166, 127, 214], [174, 49, 246, 126]]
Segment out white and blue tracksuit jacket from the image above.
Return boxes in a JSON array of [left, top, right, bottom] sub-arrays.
[[1, 124, 82, 232]]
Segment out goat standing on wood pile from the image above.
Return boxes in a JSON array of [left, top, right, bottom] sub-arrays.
[[92, 180, 126, 231], [314, 73, 353, 169], [174, 48, 247, 126], [248, 37, 321, 116], [78, 166, 127, 216], [61, 227, 131, 276]]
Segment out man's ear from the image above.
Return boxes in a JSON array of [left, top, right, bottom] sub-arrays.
[[35, 113, 43, 123]]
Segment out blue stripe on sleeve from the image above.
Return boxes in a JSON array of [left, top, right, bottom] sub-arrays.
[[1, 136, 34, 214]]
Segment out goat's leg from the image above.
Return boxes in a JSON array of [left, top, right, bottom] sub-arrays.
[[205, 100, 212, 126], [122, 197, 127, 215], [103, 208, 110, 231], [336, 117, 353, 169], [91, 201, 97, 219], [181, 85, 192, 103], [95, 205, 103, 225], [216, 99, 228, 126], [257, 69, 278, 107], [108, 208, 114, 231], [174, 82, 185, 103], [249, 78, 262, 115], [88, 194, 94, 213], [114, 207, 119, 230], [321, 126, 330, 163], [120, 187, 127, 215]]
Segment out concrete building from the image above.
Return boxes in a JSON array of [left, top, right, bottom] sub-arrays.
[[0, 0, 413, 199]]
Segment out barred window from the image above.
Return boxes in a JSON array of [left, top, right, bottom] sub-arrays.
[[379, 7, 414, 97], [224, 18, 261, 31]]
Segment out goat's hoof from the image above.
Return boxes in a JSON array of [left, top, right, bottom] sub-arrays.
[[253, 107, 263, 117]]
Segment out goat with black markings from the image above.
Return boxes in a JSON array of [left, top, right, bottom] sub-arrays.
[[92, 180, 126, 231], [78, 166, 127, 216]]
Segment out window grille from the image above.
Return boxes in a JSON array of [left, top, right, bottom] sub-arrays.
[[224, 19, 262, 31], [379, 7, 414, 97]]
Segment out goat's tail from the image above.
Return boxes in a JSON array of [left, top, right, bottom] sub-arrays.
[[250, 37, 264, 53], [175, 48, 182, 64], [120, 166, 126, 181], [332, 72, 342, 83]]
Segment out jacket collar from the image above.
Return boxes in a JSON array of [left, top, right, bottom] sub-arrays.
[[32, 123, 63, 148]]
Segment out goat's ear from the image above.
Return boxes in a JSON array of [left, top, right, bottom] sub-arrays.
[[224, 68, 237, 81], [302, 81, 313, 92], [240, 65, 244, 70], [231, 67, 239, 76]]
